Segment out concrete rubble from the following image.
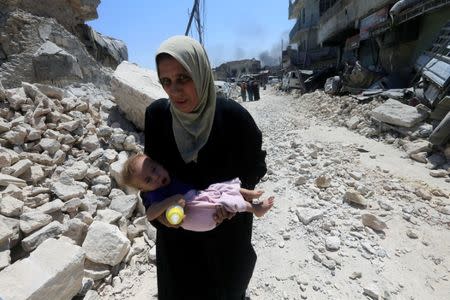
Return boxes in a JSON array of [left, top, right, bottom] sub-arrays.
[[288, 88, 450, 182], [0, 1, 160, 298], [0, 77, 158, 298], [0, 0, 127, 89], [0, 0, 448, 299], [238, 87, 450, 299], [111, 61, 168, 130], [0, 238, 85, 300]]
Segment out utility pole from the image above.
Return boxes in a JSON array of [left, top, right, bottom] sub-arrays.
[[185, 0, 204, 45]]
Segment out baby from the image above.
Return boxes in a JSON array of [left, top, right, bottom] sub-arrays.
[[121, 153, 274, 232]]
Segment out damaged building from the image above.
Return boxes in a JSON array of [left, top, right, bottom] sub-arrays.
[[213, 58, 261, 81], [288, 0, 450, 146], [288, 0, 339, 69], [288, 0, 450, 88]]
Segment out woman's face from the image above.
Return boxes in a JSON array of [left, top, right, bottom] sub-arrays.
[[158, 55, 199, 113]]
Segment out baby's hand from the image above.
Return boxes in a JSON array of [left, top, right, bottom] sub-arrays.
[[176, 198, 186, 208]]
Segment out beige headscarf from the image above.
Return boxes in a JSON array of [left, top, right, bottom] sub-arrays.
[[156, 36, 216, 163]]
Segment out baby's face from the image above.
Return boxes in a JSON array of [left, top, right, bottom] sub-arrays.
[[132, 156, 171, 192]]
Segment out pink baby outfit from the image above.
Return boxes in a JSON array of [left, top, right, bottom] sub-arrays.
[[181, 178, 248, 232]]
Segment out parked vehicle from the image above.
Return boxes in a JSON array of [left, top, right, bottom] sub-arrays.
[[281, 67, 338, 92], [304, 67, 336, 92], [214, 80, 231, 98], [268, 76, 280, 84], [281, 70, 306, 92]]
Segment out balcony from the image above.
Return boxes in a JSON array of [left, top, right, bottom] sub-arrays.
[[289, 18, 304, 43], [394, 0, 450, 25], [289, 0, 304, 19], [290, 16, 318, 44], [318, 0, 393, 44]]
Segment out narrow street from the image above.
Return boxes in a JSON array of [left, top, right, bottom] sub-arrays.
[[121, 87, 450, 300], [2, 1, 450, 299], [245, 87, 450, 299]]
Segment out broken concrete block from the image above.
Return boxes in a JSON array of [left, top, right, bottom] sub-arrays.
[[111, 61, 167, 130], [0, 238, 84, 300], [371, 99, 428, 128], [32, 41, 83, 82], [82, 221, 130, 266]]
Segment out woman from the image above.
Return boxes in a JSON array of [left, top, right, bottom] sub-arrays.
[[144, 36, 267, 300], [239, 81, 247, 102]]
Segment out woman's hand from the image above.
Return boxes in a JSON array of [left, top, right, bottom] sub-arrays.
[[213, 204, 235, 225], [174, 197, 186, 208], [156, 214, 185, 228], [156, 214, 174, 227]]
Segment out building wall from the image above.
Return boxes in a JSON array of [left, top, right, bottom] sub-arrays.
[[379, 6, 450, 74], [359, 39, 380, 69], [289, 0, 302, 20], [289, 0, 320, 49], [282, 46, 299, 69], [318, 0, 394, 44], [213, 59, 261, 80], [410, 7, 450, 62]]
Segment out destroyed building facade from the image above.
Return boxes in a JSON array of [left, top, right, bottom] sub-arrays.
[[288, 0, 450, 146], [213, 58, 261, 81], [288, 0, 450, 78]]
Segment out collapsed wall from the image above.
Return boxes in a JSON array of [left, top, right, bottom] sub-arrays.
[[0, 0, 128, 89]]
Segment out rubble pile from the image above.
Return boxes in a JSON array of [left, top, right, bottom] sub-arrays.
[[67, 85, 449, 300], [0, 0, 127, 89], [291, 89, 450, 181], [0, 2, 165, 298], [237, 88, 450, 299], [0, 81, 157, 299], [255, 137, 450, 298]]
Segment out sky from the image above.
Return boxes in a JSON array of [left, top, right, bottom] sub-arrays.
[[88, 0, 294, 70]]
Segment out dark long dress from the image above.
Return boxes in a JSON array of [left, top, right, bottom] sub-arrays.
[[252, 82, 260, 101], [144, 97, 267, 300]]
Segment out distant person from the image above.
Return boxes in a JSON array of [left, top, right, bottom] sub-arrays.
[[122, 153, 274, 232], [253, 80, 260, 101], [247, 79, 254, 101], [240, 81, 247, 102]]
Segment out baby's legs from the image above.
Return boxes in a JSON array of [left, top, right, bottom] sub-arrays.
[[240, 188, 274, 217], [248, 196, 274, 217], [240, 188, 264, 202]]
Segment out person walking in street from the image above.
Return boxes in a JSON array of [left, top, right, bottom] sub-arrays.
[[240, 81, 247, 102], [145, 35, 267, 300], [247, 79, 254, 101], [253, 80, 260, 101]]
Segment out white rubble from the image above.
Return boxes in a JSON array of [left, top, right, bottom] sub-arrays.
[[0, 173, 27, 187], [0, 248, 10, 270], [82, 221, 130, 266], [0, 195, 24, 217], [21, 221, 63, 252], [0, 238, 84, 300], [371, 99, 428, 128], [109, 194, 138, 218], [296, 208, 324, 225], [51, 176, 87, 201], [94, 209, 123, 224], [19, 211, 53, 234], [111, 61, 167, 130], [62, 161, 89, 180]]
